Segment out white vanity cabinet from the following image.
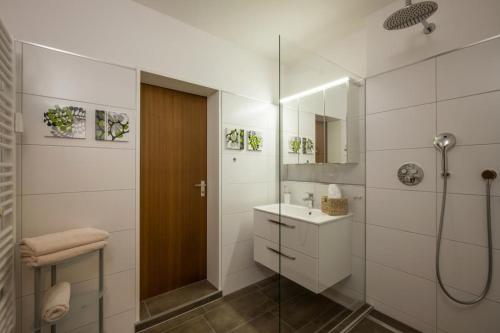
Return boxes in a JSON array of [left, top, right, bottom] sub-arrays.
[[253, 204, 352, 294]]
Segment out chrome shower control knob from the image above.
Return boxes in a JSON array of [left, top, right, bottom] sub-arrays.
[[397, 163, 424, 186]]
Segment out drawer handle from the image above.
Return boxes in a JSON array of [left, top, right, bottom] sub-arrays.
[[266, 246, 296, 260], [268, 219, 295, 229]]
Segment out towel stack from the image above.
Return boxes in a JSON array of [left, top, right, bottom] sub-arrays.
[[20, 227, 109, 267], [20, 228, 109, 324]]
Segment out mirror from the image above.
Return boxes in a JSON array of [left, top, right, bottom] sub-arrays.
[[282, 78, 361, 165]]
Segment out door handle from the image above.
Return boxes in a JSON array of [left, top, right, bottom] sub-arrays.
[[194, 180, 206, 197]]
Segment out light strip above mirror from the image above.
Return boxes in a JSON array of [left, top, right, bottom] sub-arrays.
[[279, 76, 349, 104]]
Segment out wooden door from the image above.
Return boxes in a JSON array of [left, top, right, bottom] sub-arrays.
[[315, 120, 326, 163], [140, 84, 207, 300]]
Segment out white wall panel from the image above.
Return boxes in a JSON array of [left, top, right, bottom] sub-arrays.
[[222, 239, 255, 278], [437, 91, 500, 146], [367, 103, 436, 151], [22, 145, 135, 195], [437, 193, 500, 249], [366, 261, 436, 327], [439, 240, 500, 303], [221, 212, 253, 246], [220, 92, 277, 294], [437, 37, 500, 101], [22, 190, 135, 237], [437, 287, 500, 333], [366, 60, 435, 114], [367, 188, 436, 236], [23, 44, 136, 109], [367, 225, 435, 281]]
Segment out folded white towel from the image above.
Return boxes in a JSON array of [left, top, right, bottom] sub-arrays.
[[22, 241, 107, 267], [42, 282, 71, 323], [20, 228, 109, 257]]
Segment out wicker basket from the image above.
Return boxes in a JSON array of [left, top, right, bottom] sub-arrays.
[[320, 196, 349, 216]]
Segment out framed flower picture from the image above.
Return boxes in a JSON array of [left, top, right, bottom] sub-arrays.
[[225, 128, 244, 150], [247, 130, 263, 151], [302, 138, 314, 155], [43, 105, 86, 139], [95, 110, 130, 142], [288, 136, 301, 154]]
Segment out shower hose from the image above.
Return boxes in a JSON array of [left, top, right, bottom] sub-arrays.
[[436, 164, 494, 305]]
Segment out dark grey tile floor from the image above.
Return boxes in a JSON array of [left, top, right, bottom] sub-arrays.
[[140, 276, 421, 333], [141, 280, 218, 320], [141, 276, 348, 333]]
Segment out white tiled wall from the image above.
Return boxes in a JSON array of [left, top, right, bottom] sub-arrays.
[[366, 37, 500, 333], [220, 92, 278, 294], [17, 43, 137, 332]]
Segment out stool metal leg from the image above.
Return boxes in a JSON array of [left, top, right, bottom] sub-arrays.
[[51, 265, 57, 333], [99, 249, 104, 333], [34, 267, 42, 333]]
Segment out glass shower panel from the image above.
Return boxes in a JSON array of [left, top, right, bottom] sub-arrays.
[[278, 36, 366, 331]]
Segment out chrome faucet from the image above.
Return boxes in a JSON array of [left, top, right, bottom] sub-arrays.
[[303, 192, 314, 208]]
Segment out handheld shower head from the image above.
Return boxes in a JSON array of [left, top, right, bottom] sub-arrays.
[[434, 133, 456, 176], [433, 133, 456, 151]]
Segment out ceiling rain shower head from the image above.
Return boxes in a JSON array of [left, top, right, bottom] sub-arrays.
[[383, 0, 438, 34]]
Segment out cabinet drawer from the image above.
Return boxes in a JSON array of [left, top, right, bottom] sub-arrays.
[[254, 236, 319, 293], [254, 210, 319, 257]]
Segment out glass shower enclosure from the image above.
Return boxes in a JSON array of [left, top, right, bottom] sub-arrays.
[[274, 36, 366, 331]]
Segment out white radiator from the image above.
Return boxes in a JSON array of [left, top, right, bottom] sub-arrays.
[[0, 18, 16, 333]]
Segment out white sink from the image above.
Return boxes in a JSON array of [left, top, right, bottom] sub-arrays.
[[253, 203, 351, 225]]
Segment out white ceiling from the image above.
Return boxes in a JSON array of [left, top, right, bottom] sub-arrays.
[[134, 0, 394, 60]]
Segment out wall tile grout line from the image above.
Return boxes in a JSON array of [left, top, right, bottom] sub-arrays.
[[21, 188, 136, 196], [368, 258, 500, 306], [366, 101, 436, 116], [21, 267, 136, 298], [367, 87, 500, 116], [21, 143, 136, 151], [21, 91, 137, 112], [366, 222, 436, 238], [366, 258, 436, 284]]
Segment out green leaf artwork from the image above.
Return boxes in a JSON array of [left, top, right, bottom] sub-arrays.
[[43, 105, 86, 139], [302, 138, 314, 155], [247, 130, 263, 151], [288, 136, 301, 154], [95, 110, 130, 142], [225, 128, 244, 150]]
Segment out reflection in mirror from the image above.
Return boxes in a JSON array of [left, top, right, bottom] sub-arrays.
[[298, 91, 323, 164], [281, 78, 361, 165], [324, 80, 360, 164]]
